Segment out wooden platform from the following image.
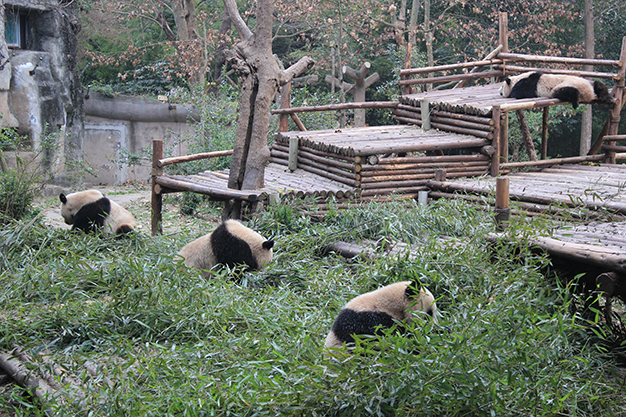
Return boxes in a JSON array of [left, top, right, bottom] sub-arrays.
[[157, 163, 356, 201], [272, 125, 494, 197], [401, 84, 561, 116], [429, 164, 626, 214]]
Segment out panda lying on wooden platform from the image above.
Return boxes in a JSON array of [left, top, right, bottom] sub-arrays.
[[324, 281, 438, 354], [179, 220, 274, 278], [59, 190, 136, 235], [499, 71, 612, 109]]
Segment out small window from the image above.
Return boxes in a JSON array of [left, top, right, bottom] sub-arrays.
[[5, 9, 27, 49]]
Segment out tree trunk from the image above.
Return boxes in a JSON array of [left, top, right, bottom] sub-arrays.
[[581, 0, 594, 155], [424, 0, 433, 91], [171, 0, 203, 84], [222, 0, 314, 219]]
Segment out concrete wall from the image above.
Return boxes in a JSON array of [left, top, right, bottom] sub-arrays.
[[83, 93, 198, 185]]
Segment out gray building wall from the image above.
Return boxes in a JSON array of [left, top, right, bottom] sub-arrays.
[[84, 93, 197, 185]]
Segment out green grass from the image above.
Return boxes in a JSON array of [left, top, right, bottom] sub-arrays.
[[1, 198, 625, 416]]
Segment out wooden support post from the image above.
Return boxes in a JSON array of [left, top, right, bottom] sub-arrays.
[[604, 36, 626, 164], [421, 99, 431, 130], [288, 137, 299, 171], [501, 112, 509, 163], [418, 190, 428, 206], [541, 107, 549, 160], [491, 105, 501, 177], [499, 13, 508, 54], [516, 110, 538, 161], [495, 177, 510, 231], [151, 140, 164, 236], [278, 82, 291, 132]]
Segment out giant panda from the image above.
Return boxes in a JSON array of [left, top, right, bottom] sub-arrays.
[[179, 219, 274, 278], [324, 281, 438, 353], [59, 190, 136, 234], [499, 72, 612, 109]]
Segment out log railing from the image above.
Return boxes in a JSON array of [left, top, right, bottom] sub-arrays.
[[151, 140, 244, 235]]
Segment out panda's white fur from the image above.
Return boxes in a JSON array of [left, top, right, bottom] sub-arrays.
[[324, 281, 438, 350], [499, 72, 612, 109], [179, 219, 274, 278], [59, 190, 136, 234]]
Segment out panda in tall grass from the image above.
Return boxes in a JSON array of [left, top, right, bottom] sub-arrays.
[[59, 190, 136, 235], [324, 281, 438, 354], [179, 219, 274, 278], [499, 72, 612, 109]]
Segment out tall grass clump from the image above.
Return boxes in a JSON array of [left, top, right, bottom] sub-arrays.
[[0, 128, 56, 223], [1, 198, 625, 416]]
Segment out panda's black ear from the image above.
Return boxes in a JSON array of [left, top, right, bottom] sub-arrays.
[[263, 240, 274, 250], [405, 281, 420, 298], [59, 193, 67, 204], [504, 77, 511, 85]]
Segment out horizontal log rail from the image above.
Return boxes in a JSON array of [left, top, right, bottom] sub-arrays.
[[154, 175, 265, 202], [497, 65, 620, 80], [398, 70, 503, 86], [158, 149, 234, 167], [602, 135, 626, 142], [500, 154, 605, 169], [497, 52, 622, 67], [271, 101, 399, 115], [400, 59, 504, 76]]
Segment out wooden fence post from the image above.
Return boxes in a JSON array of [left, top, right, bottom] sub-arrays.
[[495, 177, 510, 231], [151, 140, 163, 236]]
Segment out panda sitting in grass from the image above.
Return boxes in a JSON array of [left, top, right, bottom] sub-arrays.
[[324, 281, 438, 356], [179, 220, 274, 278]]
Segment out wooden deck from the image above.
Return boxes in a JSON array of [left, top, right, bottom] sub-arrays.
[[429, 164, 626, 214], [157, 163, 356, 202], [401, 84, 559, 116]]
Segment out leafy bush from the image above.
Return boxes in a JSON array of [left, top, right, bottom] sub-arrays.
[[0, 129, 54, 223]]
